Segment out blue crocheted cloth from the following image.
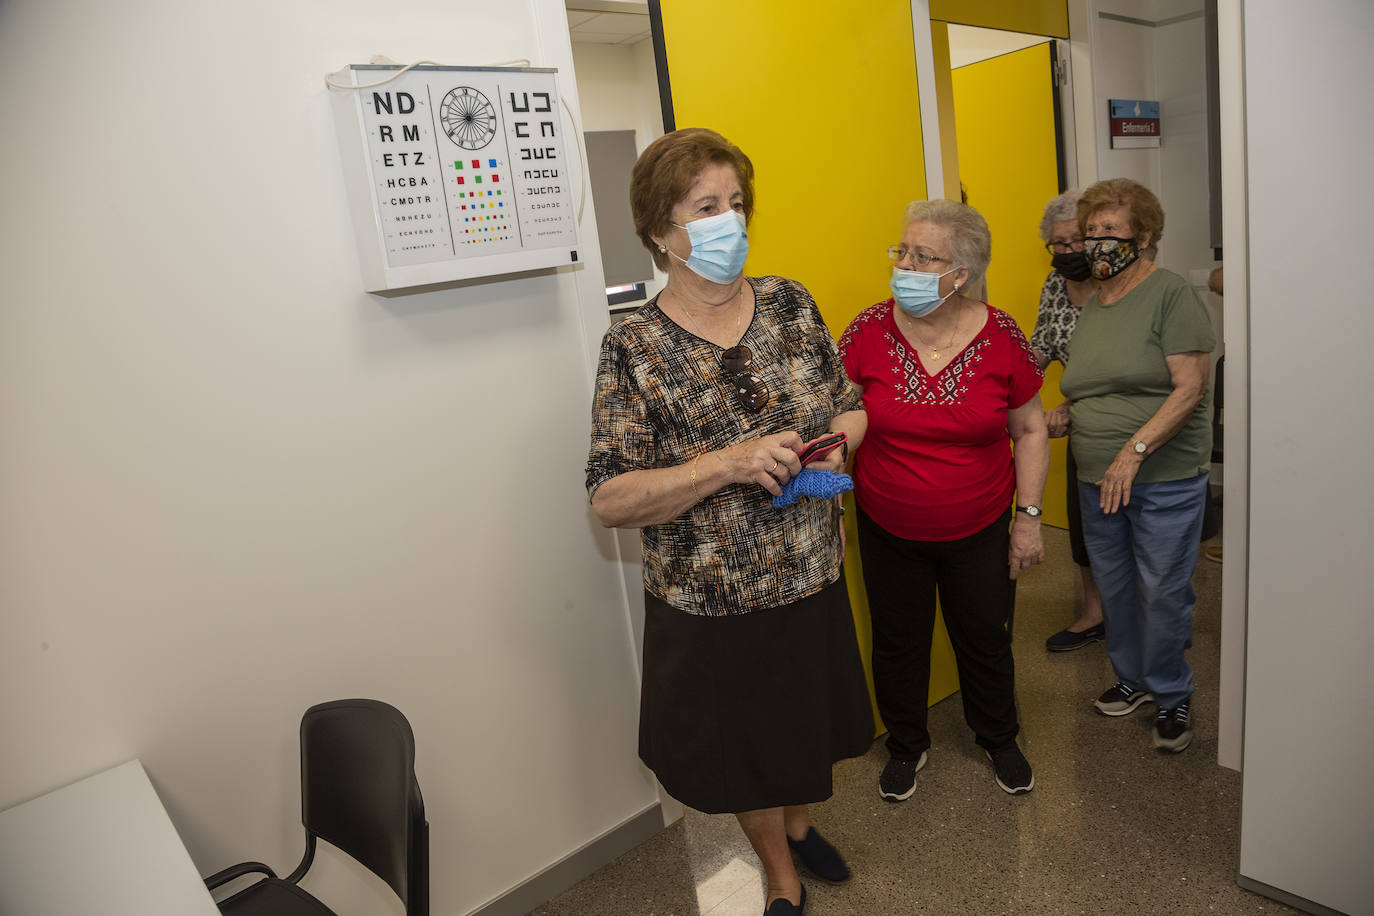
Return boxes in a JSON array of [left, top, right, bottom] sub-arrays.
[[772, 469, 854, 508]]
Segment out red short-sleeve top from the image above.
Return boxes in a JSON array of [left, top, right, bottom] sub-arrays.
[[839, 300, 1044, 541]]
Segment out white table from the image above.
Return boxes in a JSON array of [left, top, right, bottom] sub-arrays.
[[0, 759, 221, 915]]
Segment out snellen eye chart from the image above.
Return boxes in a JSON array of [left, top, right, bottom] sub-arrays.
[[330, 65, 580, 292]]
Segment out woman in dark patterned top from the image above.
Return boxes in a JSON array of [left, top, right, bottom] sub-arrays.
[[840, 199, 1048, 803], [585, 129, 872, 916], [1029, 190, 1108, 652]]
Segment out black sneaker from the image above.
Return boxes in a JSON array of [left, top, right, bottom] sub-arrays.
[[985, 743, 1034, 795], [1153, 699, 1193, 752], [1094, 681, 1154, 717], [878, 751, 927, 802]]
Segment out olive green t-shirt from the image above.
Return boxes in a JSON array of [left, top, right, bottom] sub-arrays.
[[1061, 268, 1216, 484]]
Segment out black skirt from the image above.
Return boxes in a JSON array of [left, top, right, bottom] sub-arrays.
[[639, 576, 875, 814]]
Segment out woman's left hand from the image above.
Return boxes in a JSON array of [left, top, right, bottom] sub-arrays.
[[807, 443, 848, 473], [1008, 516, 1045, 579], [1097, 446, 1145, 513]]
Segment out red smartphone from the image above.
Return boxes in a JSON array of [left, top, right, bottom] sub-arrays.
[[799, 432, 848, 466]]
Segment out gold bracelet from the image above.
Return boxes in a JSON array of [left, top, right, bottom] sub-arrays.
[[690, 454, 703, 501]]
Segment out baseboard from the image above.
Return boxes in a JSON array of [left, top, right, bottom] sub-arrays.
[[469, 803, 665, 915], [1236, 874, 1349, 916]]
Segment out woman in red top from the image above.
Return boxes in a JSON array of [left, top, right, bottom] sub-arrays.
[[839, 199, 1049, 801]]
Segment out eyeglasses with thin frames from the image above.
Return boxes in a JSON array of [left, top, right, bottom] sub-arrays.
[[720, 345, 769, 413], [887, 246, 952, 269]]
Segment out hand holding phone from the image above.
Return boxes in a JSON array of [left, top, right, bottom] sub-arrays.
[[799, 432, 848, 467]]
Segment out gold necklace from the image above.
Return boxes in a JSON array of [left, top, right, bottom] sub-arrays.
[[669, 284, 744, 343], [904, 301, 963, 360]]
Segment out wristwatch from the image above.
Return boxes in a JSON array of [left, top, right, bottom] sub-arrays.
[[1130, 438, 1149, 456], [1015, 505, 1042, 518]]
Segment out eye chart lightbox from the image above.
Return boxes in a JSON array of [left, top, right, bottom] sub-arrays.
[[330, 65, 580, 293]]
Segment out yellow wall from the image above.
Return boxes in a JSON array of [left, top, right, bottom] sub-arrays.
[[658, 0, 961, 718], [658, 0, 925, 333], [930, 0, 1069, 38], [950, 43, 1069, 528]]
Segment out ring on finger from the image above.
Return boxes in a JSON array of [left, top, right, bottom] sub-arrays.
[[769, 460, 779, 472]]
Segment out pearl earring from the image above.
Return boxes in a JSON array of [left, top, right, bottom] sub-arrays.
[[658, 244, 667, 253]]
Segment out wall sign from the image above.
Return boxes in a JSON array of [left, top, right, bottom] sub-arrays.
[[1109, 99, 1161, 149], [330, 65, 579, 292]]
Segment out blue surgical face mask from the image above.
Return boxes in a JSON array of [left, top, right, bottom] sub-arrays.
[[667, 210, 748, 284], [890, 266, 961, 317]]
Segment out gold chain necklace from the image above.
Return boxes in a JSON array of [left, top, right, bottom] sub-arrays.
[[903, 300, 963, 360], [669, 284, 744, 343]]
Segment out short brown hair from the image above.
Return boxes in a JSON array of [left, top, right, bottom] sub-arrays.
[[630, 128, 755, 270], [1077, 178, 1164, 246]]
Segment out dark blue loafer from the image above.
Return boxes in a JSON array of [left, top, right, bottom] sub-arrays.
[[763, 885, 806, 914], [1045, 621, 1105, 652], [787, 826, 850, 885]]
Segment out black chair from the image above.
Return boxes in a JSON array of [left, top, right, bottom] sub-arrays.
[[205, 699, 429, 916]]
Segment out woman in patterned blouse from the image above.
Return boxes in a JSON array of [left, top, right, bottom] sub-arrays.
[[585, 128, 873, 916], [839, 199, 1049, 803], [1029, 190, 1108, 652]]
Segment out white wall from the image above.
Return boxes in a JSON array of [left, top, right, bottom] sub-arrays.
[[1078, 1, 1217, 278], [1081, 1, 1158, 190], [1152, 6, 1215, 279], [0, 2, 658, 914], [1238, 1, 1374, 911], [571, 40, 663, 145]]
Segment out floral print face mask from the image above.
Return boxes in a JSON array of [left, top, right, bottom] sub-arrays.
[[1083, 236, 1140, 280]]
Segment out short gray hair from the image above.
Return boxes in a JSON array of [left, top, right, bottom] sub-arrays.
[[1038, 189, 1083, 240], [903, 198, 991, 288]]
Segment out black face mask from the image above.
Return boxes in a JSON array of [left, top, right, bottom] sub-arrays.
[[1051, 250, 1093, 282]]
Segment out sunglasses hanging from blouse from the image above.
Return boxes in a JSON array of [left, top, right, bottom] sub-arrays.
[[720, 345, 769, 412]]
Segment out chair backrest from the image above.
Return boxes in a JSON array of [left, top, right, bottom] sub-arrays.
[[299, 699, 428, 916]]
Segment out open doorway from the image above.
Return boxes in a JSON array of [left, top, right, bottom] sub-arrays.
[[940, 11, 1230, 757], [943, 25, 1072, 530], [564, 0, 666, 315]]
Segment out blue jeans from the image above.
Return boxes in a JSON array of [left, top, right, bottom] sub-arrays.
[[1078, 474, 1208, 710]]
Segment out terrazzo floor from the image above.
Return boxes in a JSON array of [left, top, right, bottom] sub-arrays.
[[534, 528, 1288, 915]]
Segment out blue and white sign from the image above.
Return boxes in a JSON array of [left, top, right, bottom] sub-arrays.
[[1109, 99, 1161, 149]]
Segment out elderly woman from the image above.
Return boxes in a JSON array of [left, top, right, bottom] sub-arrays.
[[839, 199, 1048, 800], [1029, 190, 1107, 651], [585, 128, 873, 916], [1059, 178, 1215, 753]]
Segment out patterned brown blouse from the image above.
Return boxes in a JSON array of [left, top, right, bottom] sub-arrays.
[[585, 276, 863, 616]]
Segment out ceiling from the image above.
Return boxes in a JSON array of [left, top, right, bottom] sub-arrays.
[[947, 24, 1053, 69], [567, 3, 651, 45], [564, 9, 1051, 57]]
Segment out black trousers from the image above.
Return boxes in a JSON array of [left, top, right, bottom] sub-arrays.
[[1066, 445, 1090, 567], [856, 506, 1020, 759]]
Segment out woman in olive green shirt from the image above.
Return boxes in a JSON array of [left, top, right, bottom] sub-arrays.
[[1059, 179, 1215, 755]]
